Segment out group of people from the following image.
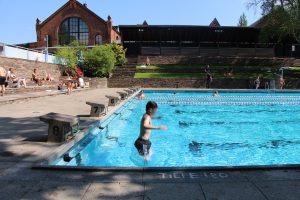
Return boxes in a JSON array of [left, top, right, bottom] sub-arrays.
[[0, 67, 54, 96], [59, 76, 85, 95]]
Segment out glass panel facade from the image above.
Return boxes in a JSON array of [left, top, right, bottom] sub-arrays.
[[59, 17, 89, 45], [95, 34, 103, 45]]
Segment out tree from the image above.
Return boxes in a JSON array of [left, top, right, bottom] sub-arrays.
[[84, 45, 116, 77], [110, 42, 127, 66], [248, 0, 300, 43], [56, 40, 86, 77], [238, 13, 248, 27]]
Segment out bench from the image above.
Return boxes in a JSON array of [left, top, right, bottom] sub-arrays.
[[105, 95, 121, 106], [40, 112, 79, 143], [117, 91, 128, 100], [86, 101, 108, 117]]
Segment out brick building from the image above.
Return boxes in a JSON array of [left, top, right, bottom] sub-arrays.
[[35, 0, 120, 49]]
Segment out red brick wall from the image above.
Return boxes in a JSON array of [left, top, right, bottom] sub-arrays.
[[36, 0, 121, 48]]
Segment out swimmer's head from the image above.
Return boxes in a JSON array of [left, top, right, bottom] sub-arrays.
[[146, 101, 158, 116], [214, 90, 218, 94]]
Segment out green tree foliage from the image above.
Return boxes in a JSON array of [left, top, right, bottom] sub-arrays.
[[84, 45, 116, 77], [56, 40, 86, 76], [249, 0, 300, 43], [238, 13, 248, 27], [110, 42, 127, 66], [56, 40, 86, 67]]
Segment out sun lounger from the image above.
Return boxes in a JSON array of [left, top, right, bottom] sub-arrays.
[[40, 112, 79, 143], [86, 101, 108, 117]]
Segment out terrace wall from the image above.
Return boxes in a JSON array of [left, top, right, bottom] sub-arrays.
[[108, 77, 300, 89], [137, 56, 299, 66], [0, 56, 63, 81]]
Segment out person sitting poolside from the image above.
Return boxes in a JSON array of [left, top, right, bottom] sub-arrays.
[[9, 68, 27, 88], [134, 101, 167, 156], [146, 56, 151, 66], [32, 69, 43, 86], [137, 91, 146, 100], [43, 71, 54, 82], [78, 76, 85, 88]]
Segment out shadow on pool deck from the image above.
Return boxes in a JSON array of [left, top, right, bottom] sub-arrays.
[[1, 116, 300, 199]]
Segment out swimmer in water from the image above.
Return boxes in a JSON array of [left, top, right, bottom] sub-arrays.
[[213, 90, 219, 97], [134, 101, 167, 156], [137, 91, 146, 100]]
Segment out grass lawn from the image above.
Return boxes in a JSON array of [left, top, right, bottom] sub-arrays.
[[136, 65, 279, 71], [135, 65, 300, 79]]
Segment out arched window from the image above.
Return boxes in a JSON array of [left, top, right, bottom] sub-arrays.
[[59, 17, 89, 45], [95, 34, 103, 45]]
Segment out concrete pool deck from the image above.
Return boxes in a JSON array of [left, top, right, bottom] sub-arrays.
[[0, 89, 300, 200]]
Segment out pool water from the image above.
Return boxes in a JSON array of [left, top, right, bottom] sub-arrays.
[[55, 91, 300, 168]]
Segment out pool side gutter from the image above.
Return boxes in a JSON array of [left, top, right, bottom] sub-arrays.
[[33, 164, 300, 172]]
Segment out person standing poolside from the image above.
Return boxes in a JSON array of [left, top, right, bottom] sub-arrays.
[[135, 101, 167, 156], [206, 73, 213, 89], [254, 76, 260, 89], [278, 76, 285, 90], [0, 67, 7, 96]]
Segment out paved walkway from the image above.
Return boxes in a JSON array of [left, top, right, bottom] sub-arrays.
[[0, 89, 300, 200]]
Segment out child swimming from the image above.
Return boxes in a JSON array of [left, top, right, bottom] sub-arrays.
[[134, 101, 167, 156]]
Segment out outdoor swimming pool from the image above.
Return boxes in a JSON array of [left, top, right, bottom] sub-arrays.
[[53, 90, 300, 168]]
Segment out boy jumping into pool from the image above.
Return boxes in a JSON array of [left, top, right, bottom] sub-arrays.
[[135, 101, 167, 156]]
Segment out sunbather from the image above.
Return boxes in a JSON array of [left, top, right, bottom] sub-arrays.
[[43, 71, 54, 82], [9, 69, 27, 88], [32, 69, 42, 86]]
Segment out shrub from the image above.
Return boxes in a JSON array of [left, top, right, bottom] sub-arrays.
[[56, 40, 86, 77], [56, 47, 77, 68], [110, 42, 127, 66], [84, 45, 116, 77]]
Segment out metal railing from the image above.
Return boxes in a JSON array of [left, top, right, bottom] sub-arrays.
[[0, 42, 65, 65]]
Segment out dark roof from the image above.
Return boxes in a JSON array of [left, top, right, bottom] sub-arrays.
[[209, 18, 221, 27], [142, 20, 149, 26], [118, 24, 258, 29], [119, 25, 260, 43]]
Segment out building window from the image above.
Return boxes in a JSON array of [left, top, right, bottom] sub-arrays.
[[59, 17, 89, 45], [95, 34, 103, 45]]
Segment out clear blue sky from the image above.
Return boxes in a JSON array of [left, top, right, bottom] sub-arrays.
[[0, 0, 262, 44]]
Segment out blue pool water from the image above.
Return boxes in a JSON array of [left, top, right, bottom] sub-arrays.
[[54, 91, 300, 168]]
